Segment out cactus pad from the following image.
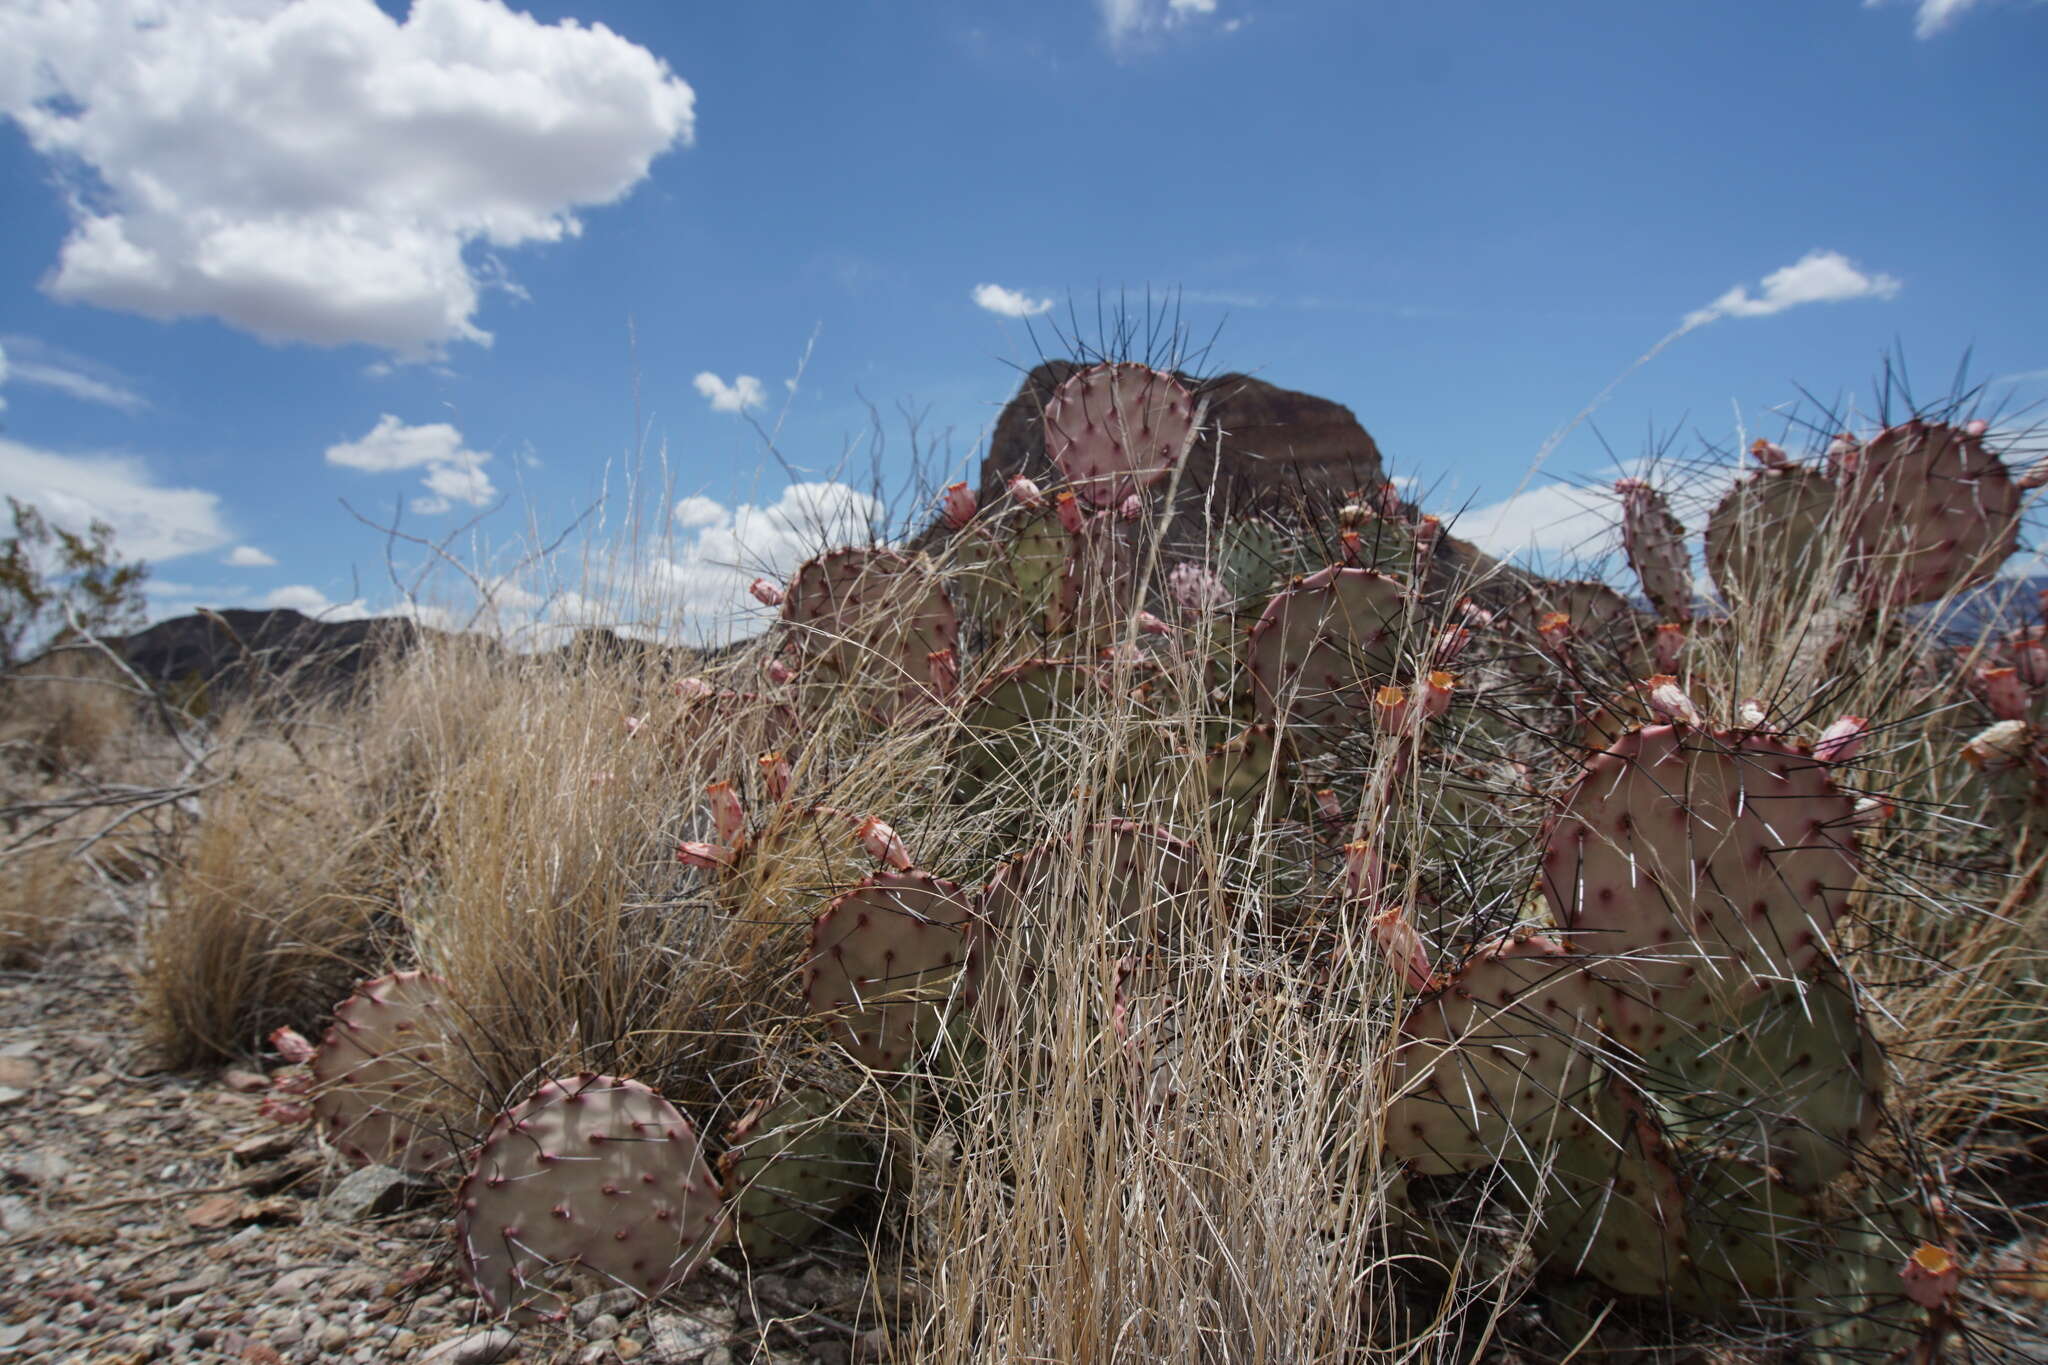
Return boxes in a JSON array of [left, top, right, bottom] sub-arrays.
[[720, 1090, 876, 1260], [952, 657, 1097, 803], [1615, 478, 1694, 622], [1247, 566, 1414, 747], [455, 1073, 725, 1321], [310, 970, 457, 1173], [1703, 464, 1836, 607], [1842, 419, 2023, 607], [803, 870, 975, 1072], [1044, 362, 1197, 508], [780, 547, 959, 719]]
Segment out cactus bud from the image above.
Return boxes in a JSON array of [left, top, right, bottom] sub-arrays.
[[1370, 905, 1432, 992], [1814, 715, 1869, 764], [677, 841, 737, 871], [1736, 698, 1768, 730], [1337, 501, 1369, 528], [856, 816, 914, 871], [749, 578, 785, 607], [1963, 718, 2031, 771], [1136, 610, 1171, 637], [1413, 514, 1442, 559], [1420, 671, 1455, 720], [1900, 1244, 1961, 1312], [1167, 562, 1228, 614], [259, 1095, 313, 1125], [1373, 684, 1412, 736], [758, 751, 792, 804], [765, 657, 795, 685], [1536, 612, 1573, 655], [1972, 665, 2032, 722], [1964, 418, 1989, 438], [939, 481, 978, 529], [269, 1027, 316, 1065], [1643, 675, 1702, 727], [1748, 438, 1790, 468], [1007, 474, 1048, 509], [1055, 490, 1087, 533], [1653, 622, 1685, 672], [1432, 625, 1472, 666], [1457, 597, 1495, 629], [1342, 840, 1385, 903], [1118, 493, 1145, 522], [1827, 433, 1862, 475], [674, 676, 714, 701], [2012, 639, 2048, 689], [927, 647, 959, 700], [1313, 788, 1343, 825], [1338, 528, 1362, 564], [704, 781, 747, 848]]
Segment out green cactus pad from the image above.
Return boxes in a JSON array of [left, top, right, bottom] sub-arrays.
[[951, 657, 1099, 803], [455, 1073, 726, 1322], [1044, 362, 1197, 508], [1615, 479, 1694, 622], [719, 1090, 877, 1261], [1247, 565, 1414, 748], [1053, 519, 1147, 649], [951, 509, 1072, 633], [1842, 418, 2023, 607], [1703, 464, 1836, 607], [1199, 724, 1295, 831], [310, 970, 458, 1174], [1525, 1077, 1692, 1301], [1383, 934, 1613, 1176], [1540, 724, 1861, 1051], [803, 870, 975, 1073], [780, 547, 958, 720]]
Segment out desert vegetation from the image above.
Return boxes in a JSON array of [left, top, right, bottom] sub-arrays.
[[5, 349, 2048, 1362]]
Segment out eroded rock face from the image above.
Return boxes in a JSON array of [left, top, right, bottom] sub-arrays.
[[976, 362, 1390, 537]]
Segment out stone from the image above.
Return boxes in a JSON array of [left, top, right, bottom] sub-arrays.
[[645, 1310, 728, 1364], [231, 1130, 301, 1163], [321, 1164, 424, 1222], [0, 1086, 26, 1109], [5, 1148, 73, 1186], [418, 1327, 519, 1364], [0, 1196, 34, 1235], [571, 1287, 641, 1328], [221, 1068, 271, 1094], [0, 1056, 38, 1088], [185, 1194, 245, 1231]]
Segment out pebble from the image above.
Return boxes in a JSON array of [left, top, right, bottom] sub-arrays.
[[419, 1326, 520, 1363]]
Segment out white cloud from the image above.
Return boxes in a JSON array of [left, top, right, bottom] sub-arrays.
[[0, 0, 695, 359], [1683, 250, 1902, 330], [0, 335, 149, 412], [1099, 0, 1229, 48], [671, 494, 727, 529], [224, 544, 277, 567], [971, 283, 1053, 318], [1460, 482, 1618, 564], [1864, 0, 2001, 38], [693, 372, 766, 414], [261, 584, 368, 621], [0, 435, 231, 561], [0, 341, 8, 413], [324, 413, 498, 512]]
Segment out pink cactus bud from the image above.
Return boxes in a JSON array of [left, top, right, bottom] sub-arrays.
[[1736, 698, 1768, 730], [1007, 474, 1047, 510], [1336, 501, 1370, 528], [927, 647, 959, 699], [676, 841, 737, 871], [1536, 612, 1573, 654], [1314, 788, 1344, 825], [1852, 796, 1891, 828], [1457, 597, 1495, 628], [1653, 622, 1685, 672], [758, 751, 792, 803], [1643, 675, 1702, 727], [1118, 493, 1145, 522], [2012, 640, 2048, 689], [1748, 438, 1790, 468], [1827, 433, 1862, 475], [1814, 715, 1869, 764], [2017, 458, 2048, 492], [704, 781, 747, 847], [856, 816, 913, 871], [749, 578, 785, 607], [1136, 610, 1171, 637], [1373, 684, 1412, 736], [765, 657, 795, 685], [939, 481, 978, 529], [1377, 482, 1404, 518], [1370, 905, 1432, 992], [1413, 514, 1442, 557], [1429, 625, 1470, 666], [1900, 1245, 1961, 1312], [272, 1072, 312, 1097], [1342, 840, 1385, 903], [1420, 671, 1456, 720], [1338, 528, 1362, 564], [623, 715, 644, 737], [259, 1096, 313, 1126], [1973, 665, 2032, 722], [1964, 418, 1990, 438], [1963, 718, 2031, 771], [1167, 562, 1228, 614], [1055, 490, 1086, 534], [674, 676, 714, 701], [268, 1027, 316, 1065]]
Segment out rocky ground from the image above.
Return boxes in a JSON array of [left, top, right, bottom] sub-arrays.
[[0, 933, 886, 1364]]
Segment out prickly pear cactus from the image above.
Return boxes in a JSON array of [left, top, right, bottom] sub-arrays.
[[951, 507, 1072, 637], [1614, 477, 1693, 622], [1247, 565, 1414, 749], [1839, 418, 2023, 607], [803, 870, 976, 1073], [779, 547, 959, 720], [720, 1090, 877, 1260], [1704, 462, 1836, 607], [952, 657, 1099, 804], [310, 970, 457, 1173], [455, 1073, 726, 1321], [1044, 362, 1197, 508]]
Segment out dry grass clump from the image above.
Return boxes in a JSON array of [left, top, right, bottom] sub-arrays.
[[0, 640, 147, 772], [0, 843, 94, 968]]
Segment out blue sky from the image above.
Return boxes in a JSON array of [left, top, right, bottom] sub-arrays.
[[1, 0, 2043, 642]]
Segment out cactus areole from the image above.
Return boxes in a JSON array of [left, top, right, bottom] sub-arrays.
[[455, 1073, 726, 1322]]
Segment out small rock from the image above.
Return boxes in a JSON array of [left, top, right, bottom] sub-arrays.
[[0, 1195, 36, 1235], [4, 1148, 72, 1186], [571, 1287, 641, 1328], [271, 1267, 326, 1298], [419, 1327, 520, 1364], [614, 1339, 644, 1361], [319, 1321, 351, 1351], [0, 1086, 26, 1109], [0, 1056, 37, 1088], [587, 1313, 621, 1341], [321, 1164, 423, 1222], [231, 1130, 301, 1163], [222, 1068, 272, 1093], [186, 1193, 245, 1230], [644, 1311, 726, 1364], [241, 1343, 287, 1364]]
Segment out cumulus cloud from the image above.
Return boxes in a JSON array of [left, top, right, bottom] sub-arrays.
[[1865, 0, 2000, 38], [324, 413, 498, 513], [1683, 250, 1902, 330], [1459, 482, 1618, 565], [224, 544, 277, 567], [0, 335, 149, 413], [972, 283, 1053, 318], [671, 494, 726, 529], [262, 583, 369, 620], [693, 372, 766, 414], [0, 0, 696, 359], [1100, 0, 1230, 49], [0, 435, 231, 561]]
